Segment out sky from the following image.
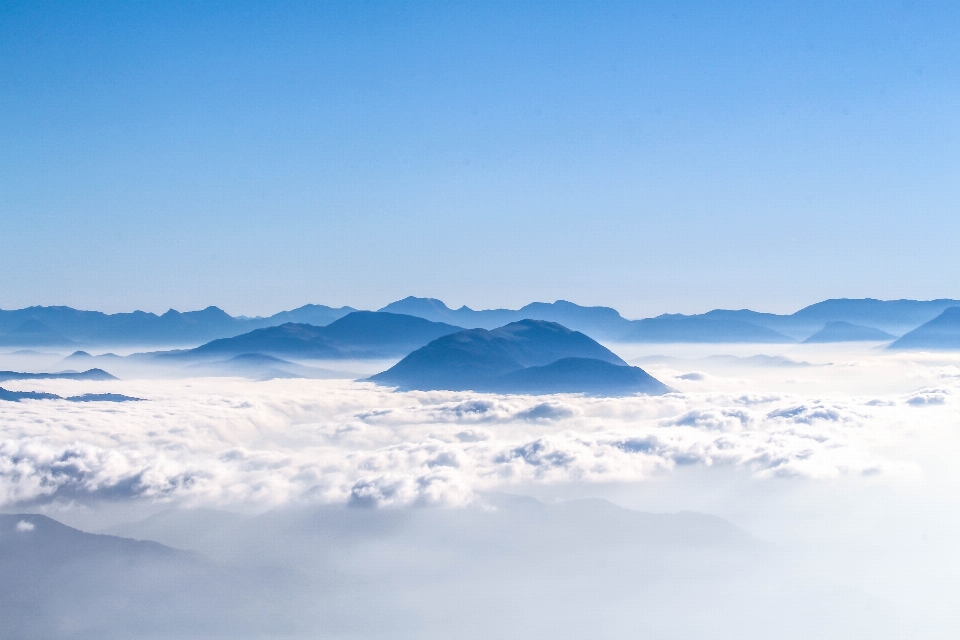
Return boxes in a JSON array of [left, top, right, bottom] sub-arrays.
[[2, 0, 959, 318]]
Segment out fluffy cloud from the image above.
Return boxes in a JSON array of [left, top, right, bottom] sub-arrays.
[[0, 358, 953, 508]]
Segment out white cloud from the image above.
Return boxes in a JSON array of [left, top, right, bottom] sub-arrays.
[[0, 356, 954, 508]]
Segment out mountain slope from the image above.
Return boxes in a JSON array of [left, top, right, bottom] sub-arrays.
[[370, 320, 666, 395], [187, 311, 462, 359], [802, 321, 895, 343], [888, 307, 960, 350], [379, 297, 633, 340], [489, 357, 671, 396]]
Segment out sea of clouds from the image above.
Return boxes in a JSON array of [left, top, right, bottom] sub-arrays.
[[0, 349, 955, 511], [3, 346, 960, 637]]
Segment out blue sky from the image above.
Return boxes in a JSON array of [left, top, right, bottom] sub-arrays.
[[2, 1, 959, 317]]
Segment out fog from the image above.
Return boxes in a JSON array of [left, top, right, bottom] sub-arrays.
[[2, 344, 959, 638]]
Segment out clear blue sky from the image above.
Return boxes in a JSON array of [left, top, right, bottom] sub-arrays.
[[2, 1, 959, 318]]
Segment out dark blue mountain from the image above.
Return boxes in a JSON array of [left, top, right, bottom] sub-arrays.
[[187, 312, 462, 359], [0, 368, 117, 382], [888, 307, 960, 350], [802, 321, 895, 343], [370, 320, 667, 396]]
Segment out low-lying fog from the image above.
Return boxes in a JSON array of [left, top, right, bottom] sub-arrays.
[[2, 343, 958, 638]]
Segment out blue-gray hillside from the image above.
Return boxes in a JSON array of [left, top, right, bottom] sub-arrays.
[[188, 311, 462, 359], [370, 320, 668, 396], [803, 321, 895, 343], [888, 307, 960, 350]]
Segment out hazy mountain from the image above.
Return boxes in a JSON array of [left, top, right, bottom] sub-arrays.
[[0, 514, 295, 639], [256, 304, 356, 327], [379, 297, 633, 340], [4, 297, 959, 348], [187, 311, 462, 360], [189, 323, 343, 358], [0, 319, 75, 346], [633, 354, 812, 368], [888, 307, 960, 350], [185, 353, 356, 381], [370, 320, 667, 395], [0, 368, 117, 382], [802, 321, 895, 343], [621, 316, 795, 343], [0, 304, 355, 348]]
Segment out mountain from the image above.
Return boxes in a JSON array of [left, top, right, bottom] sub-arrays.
[[489, 357, 671, 396], [620, 316, 795, 343], [189, 323, 342, 358], [187, 311, 462, 359], [0, 514, 293, 639], [185, 353, 356, 381], [379, 297, 633, 341], [370, 320, 668, 396], [0, 387, 140, 402], [802, 321, 895, 343], [0, 368, 117, 382], [0, 319, 75, 346], [0, 304, 355, 348], [254, 304, 356, 327], [888, 307, 960, 350]]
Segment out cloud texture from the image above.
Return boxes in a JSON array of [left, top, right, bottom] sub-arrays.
[[0, 353, 949, 509]]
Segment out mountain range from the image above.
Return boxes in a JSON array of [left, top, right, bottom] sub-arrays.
[[4, 297, 960, 348], [370, 320, 670, 396]]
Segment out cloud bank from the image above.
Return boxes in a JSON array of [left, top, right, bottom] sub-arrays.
[[0, 354, 946, 509]]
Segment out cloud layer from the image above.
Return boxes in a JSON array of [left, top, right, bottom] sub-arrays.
[[0, 355, 953, 508]]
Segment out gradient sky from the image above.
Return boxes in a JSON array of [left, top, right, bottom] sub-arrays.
[[2, 1, 959, 318]]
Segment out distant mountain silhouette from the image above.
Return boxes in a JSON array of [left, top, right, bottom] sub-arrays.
[[190, 323, 342, 358], [0, 368, 117, 382], [621, 316, 795, 343], [888, 307, 960, 350], [379, 297, 633, 340], [186, 353, 356, 381], [802, 321, 895, 343], [187, 312, 462, 359], [370, 320, 668, 396], [5, 297, 960, 348], [0, 304, 355, 347], [0, 319, 75, 346]]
